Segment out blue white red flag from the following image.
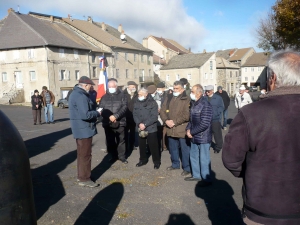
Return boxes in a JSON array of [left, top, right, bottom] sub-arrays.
[[96, 56, 108, 102]]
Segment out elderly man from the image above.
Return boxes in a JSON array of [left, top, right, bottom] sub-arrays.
[[235, 85, 252, 110], [99, 79, 128, 164], [41, 86, 55, 124], [204, 85, 224, 154], [223, 50, 300, 224], [186, 84, 213, 186], [215, 86, 230, 130], [69, 76, 100, 188], [180, 78, 191, 95], [124, 81, 139, 151], [133, 88, 160, 169], [160, 81, 191, 176]]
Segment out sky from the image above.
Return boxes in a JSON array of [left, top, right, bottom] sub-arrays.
[[0, 0, 276, 53]]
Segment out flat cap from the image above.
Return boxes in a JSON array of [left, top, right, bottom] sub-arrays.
[[147, 85, 157, 94], [179, 78, 188, 85], [127, 81, 137, 86], [239, 85, 246, 90], [79, 76, 95, 85], [205, 85, 214, 90], [157, 82, 165, 88]]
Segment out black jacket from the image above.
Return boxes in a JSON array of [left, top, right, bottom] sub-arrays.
[[124, 89, 138, 124], [99, 89, 127, 127], [133, 94, 158, 133], [31, 95, 43, 110], [215, 90, 230, 110]]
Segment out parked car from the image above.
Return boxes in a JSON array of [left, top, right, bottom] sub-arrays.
[[249, 86, 258, 92], [57, 98, 68, 108]]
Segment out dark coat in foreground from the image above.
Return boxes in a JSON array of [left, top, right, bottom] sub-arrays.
[[133, 94, 158, 133], [186, 97, 213, 144], [99, 88, 127, 127], [68, 85, 99, 139], [222, 86, 300, 225]]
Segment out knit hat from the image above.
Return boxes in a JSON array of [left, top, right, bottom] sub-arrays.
[[127, 81, 137, 86], [157, 82, 165, 88], [179, 78, 188, 85], [217, 86, 222, 90], [79, 76, 95, 85], [147, 85, 157, 94]]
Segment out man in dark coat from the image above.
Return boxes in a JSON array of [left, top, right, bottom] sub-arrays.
[[99, 79, 128, 164], [222, 49, 300, 224], [69, 76, 100, 188], [157, 82, 169, 151], [89, 85, 97, 110], [124, 81, 139, 151], [186, 84, 213, 187], [133, 88, 160, 169], [204, 85, 224, 154], [215, 86, 230, 130]]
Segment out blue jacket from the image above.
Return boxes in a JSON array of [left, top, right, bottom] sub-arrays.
[[204, 94, 224, 122], [68, 85, 99, 139], [186, 97, 213, 144]]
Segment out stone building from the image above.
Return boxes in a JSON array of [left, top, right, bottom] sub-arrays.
[[160, 52, 217, 90]]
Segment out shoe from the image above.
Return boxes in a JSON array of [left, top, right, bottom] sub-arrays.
[[154, 163, 160, 169], [184, 177, 201, 181], [78, 180, 100, 188], [34, 123, 36, 125], [109, 158, 117, 163], [197, 180, 212, 187], [223, 127, 227, 130], [51, 122, 55, 124], [120, 159, 128, 164], [166, 166, 180, 171], [133, 147, 138, 150], [181, 170, 191, 176], [46, 122, 50, 124], [136, 161, 147, 167], [214, 150, 221, 154]]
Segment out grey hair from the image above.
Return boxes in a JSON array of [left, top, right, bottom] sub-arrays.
[[268, 49, 300, 87], [108, 80, 118, 86], [173, 81, 184, 88], [138, 88, 148, 94], [193, 84, 204, 94]]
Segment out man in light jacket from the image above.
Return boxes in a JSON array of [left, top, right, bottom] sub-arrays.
[[235, 85, 252, 111]]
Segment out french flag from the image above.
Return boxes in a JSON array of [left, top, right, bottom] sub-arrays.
[[96, 56, 108, 102]]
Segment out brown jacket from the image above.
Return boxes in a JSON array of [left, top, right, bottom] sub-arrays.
[[40, 90, 55, 106], [160, 91, 190, 138]]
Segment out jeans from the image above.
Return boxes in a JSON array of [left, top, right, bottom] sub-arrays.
[[190, 142, 211, 182], [168, 137, 191, 172], [76, 137, 92, 182], [44, 103, 54, 123], [223, 109, 228, 128]]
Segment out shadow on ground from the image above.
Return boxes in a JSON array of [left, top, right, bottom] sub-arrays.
[[74, 182, 124, 225], [195, 171, 244, 225], [165, 213, 196, 225], [32, 150, 77, 219], [25, 128, 72, 158]]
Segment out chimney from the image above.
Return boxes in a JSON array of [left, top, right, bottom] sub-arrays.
[[203, 49, 206, 53], [50, 16, 54, 23], [87, 16, 93, 23], [142, 38, 148, 48], [118, 24, 123, 33], [101, 22, 106, 31], [7, 8, 14, 14]]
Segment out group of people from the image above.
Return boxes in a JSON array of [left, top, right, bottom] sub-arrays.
[[68, 76, 231, 188]]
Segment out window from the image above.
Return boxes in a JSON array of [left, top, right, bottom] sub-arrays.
[[59, 48, 65, 58], [134, 69, 137, 78], [134, 54, 137, 62], [13, 50, 20, 59], [251, 67, 254, 72], [258, 67, 262, 71], [245, 77, 248, 81], [115, 52, 118, 60], [176, 74, 180, 81], [141, 55, 144, 63], [2, 72, 7, 82], [74, 50, 79, 59], [205, 73, 208, 79], [252, 76, 255, 81], [92, 54, 96, 63], [187, 74, 191, 80], [210, 73, 213, 79], [0, 51, 6, 61], [62, 70, 70, 80], [166, 74, 170, 81], [245, 67, 247, 72], [147, 55, 151, 64], [30, 71, 36, 81], [75, 70, 80, 80], [149, 69, 152, 76], [126, 69, 129, 78], [28, 49, 34, 59], [116, 69, 119, 78], [92, 67, 96, 78], [230, 71, 232, 78], [125, 53, 128, 61], [210, 61, 213, 70], [59, 70, 65, 81]]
